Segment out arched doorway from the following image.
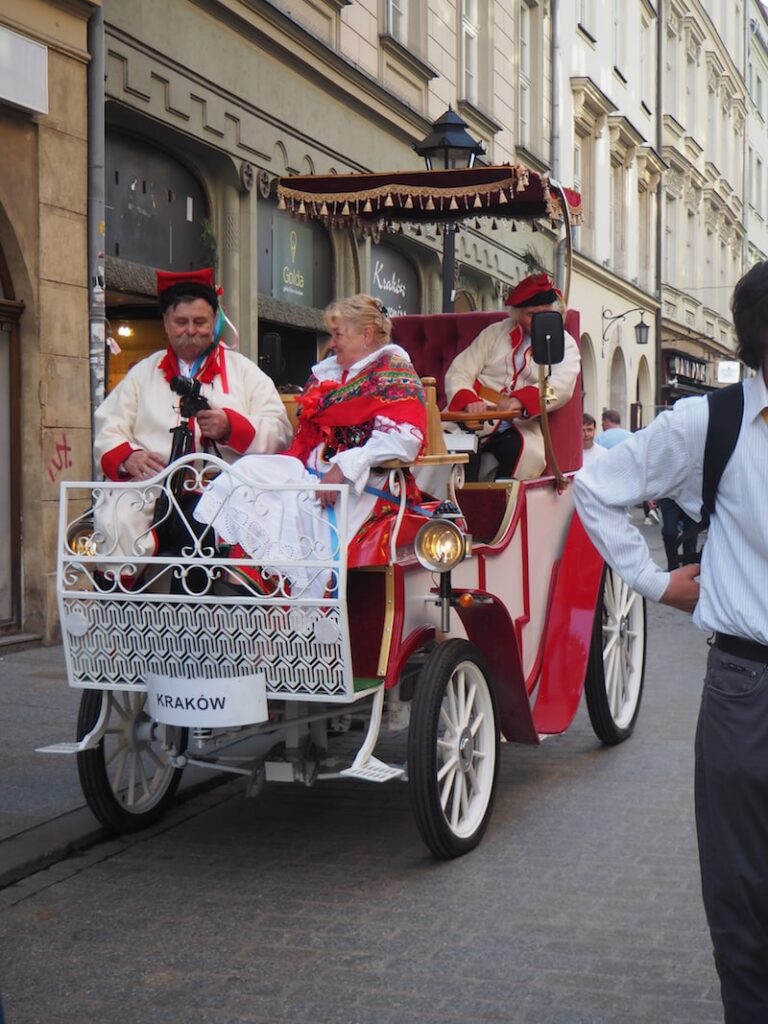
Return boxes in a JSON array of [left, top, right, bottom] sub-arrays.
[[0, 240, 23, 632], [580, 333, 597, 418], [633, 355, 653, 430], [608, 347, 628, 423]]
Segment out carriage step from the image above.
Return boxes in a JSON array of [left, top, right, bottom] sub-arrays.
[[36, 742, 88, 755], [340, 756, 405, 783]]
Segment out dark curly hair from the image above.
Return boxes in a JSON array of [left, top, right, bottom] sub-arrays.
[[731, 261, 768, 371]]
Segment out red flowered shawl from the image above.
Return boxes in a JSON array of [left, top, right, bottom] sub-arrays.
[[283, 351, 427, 465]]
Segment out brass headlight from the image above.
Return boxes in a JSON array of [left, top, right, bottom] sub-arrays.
[[414, 518, 467, 572]]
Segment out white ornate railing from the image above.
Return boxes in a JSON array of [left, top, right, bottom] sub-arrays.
[[58, 455, 357, 702]]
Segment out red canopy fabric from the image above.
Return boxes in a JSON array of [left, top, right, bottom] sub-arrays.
[[277, 165, 581, 232]]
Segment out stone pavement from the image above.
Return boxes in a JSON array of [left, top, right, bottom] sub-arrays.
[[0, 645, 216, 888]]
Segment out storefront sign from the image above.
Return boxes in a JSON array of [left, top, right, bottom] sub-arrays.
[[667, 353, 708, 385], [717, 360, 741, 384], [272, 218, 314, 307], [0, 27, 47, 115], [370, 245, 420, 317]]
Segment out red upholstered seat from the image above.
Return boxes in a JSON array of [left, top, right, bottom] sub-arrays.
[[392, 309, 583, 475]]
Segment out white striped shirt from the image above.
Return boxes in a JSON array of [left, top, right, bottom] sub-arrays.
[[573, 372, 768, 644]]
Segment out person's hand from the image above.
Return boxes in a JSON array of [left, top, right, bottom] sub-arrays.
[[123, 450, 166, 480], [496, 396, 523, 417], [660, 564, 700, 613], [196, 408, 231, 441], [316, 463, 346, 508], [465, 400, 489, 414]]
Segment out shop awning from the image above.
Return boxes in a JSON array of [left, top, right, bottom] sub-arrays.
[[277, 165, 581, 233]]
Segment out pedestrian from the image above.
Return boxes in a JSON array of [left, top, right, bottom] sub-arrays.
[[659, 496, 699, 570], [574, 259, 768, 1023], [581, 412, 607, 467], [93, 267, 293, 566], [595, 408, 632, 448], [444, 272, 581, 480]]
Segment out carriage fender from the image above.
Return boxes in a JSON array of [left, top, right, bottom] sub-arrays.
[[531, 511, 604, 735], [455, 598, 539, 745]]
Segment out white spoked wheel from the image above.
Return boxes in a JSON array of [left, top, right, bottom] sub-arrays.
[[77, 689, 187, 833], [408, 640, 500, 859], [584, 565, 646, 745]]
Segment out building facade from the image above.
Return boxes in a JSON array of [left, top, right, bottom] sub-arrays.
[[556, 0, 663, 431], [101, 0, 558, 389], [0, 1, 98, 643]]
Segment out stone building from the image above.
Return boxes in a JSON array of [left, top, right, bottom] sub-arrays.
[[101, 0, 557, 389], [0, 1, 99, 644]]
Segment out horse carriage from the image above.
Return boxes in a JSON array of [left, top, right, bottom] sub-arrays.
[[43, 165, 646, 859]]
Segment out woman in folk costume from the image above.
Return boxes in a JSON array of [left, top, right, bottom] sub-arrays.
[[444, 273, 581, 481], [93, 268, 292, 563], [194, 295, 428, 597]]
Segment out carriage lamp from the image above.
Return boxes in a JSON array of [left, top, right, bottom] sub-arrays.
[[415, 518, 466, 572]]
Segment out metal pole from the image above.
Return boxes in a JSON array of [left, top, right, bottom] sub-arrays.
[[442, 225, 455, 313], [87, 5, 106, 477]]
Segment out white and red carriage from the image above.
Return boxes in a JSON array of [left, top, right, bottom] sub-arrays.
[[44, 166, 646, 859]]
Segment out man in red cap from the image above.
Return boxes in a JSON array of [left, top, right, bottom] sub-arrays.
[[444, 272, 580, 479], [93, 268, 292, 560]]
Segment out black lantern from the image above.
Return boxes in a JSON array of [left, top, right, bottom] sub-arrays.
[[601, 307, 651, 355], [414, 108, 486, 312]]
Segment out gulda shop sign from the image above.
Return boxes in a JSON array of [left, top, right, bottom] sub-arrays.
[[273, 218, 313, 307]]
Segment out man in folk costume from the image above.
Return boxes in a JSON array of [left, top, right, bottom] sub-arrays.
[[93, 268, 292, 564], [444, 273, 581, 480]]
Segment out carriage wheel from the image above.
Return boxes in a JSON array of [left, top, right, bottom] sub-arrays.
[[584, 565, 646, 746], [408, 640, 500, 859], [77, 689, 187, 833]]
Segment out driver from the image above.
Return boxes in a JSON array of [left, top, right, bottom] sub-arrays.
[[444, 273, 580, 480]]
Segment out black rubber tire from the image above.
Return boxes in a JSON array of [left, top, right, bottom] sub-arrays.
[[408, 639, 500, 859], [584, 565, 646, 746], [77, 689, 187, 833]]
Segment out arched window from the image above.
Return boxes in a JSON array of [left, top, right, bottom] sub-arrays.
[[106, 133, 211, 270], [579, 333, 598, 418]]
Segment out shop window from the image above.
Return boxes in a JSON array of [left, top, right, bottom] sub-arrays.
[[106, 132, 211, 270]]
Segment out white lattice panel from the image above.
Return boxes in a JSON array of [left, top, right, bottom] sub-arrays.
[[58, 456, 356, 703]]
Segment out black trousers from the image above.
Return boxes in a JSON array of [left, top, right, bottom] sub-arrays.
[[695, 645, 768, 1023], [465, 427, 523, 482], [660, 497, 698, 570]]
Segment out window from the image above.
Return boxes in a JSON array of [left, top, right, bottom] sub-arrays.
[[578, 0, 593, 34], [387, 0, 408, 44], [519, 2, 531, 150], [666, 25, 679, 119], [685, 210, 696, 288], [461, 0, 479, 105], [757, 156, 764, 218], [612, 0, 624, 76], [757, 74, 764, 119], [664, 195, 677, 285], [640, 16, 653, 108], [685, 54, 696, 133], [610, 160, 625, 271]]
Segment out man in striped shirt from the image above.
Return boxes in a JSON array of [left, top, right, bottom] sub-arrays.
[[575, 261, 768, 1024]]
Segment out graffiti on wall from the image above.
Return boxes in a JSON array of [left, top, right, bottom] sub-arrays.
[[47, 432, 73, 482]]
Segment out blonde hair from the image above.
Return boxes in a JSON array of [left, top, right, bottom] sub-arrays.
[[324, 294, 392, 347]]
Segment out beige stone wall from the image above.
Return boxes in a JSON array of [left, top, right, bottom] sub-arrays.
[[0, 1, 96, 641]]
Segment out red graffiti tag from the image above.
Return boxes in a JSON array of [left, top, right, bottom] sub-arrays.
[[47, 432, 73, 482]]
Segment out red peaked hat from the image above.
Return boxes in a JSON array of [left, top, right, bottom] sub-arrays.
[[156, 267, 218, 311], [505, 272, 560, 308]]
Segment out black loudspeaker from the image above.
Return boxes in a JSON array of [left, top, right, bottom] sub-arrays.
[[530, 311, 565, 366], [259, 332, 284, 380]]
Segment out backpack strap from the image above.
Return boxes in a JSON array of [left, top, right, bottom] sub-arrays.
[[701, 382, 745, 519]]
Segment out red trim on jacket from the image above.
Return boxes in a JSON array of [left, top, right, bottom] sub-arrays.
[[449, 388, 481, 411], [510, 385, 540, 417], [223, 408, 255, 452], [101, 441, 136, 481]]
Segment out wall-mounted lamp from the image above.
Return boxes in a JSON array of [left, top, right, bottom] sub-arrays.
[[601, 306, 650, 356], [116, 324, 134, 338]]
